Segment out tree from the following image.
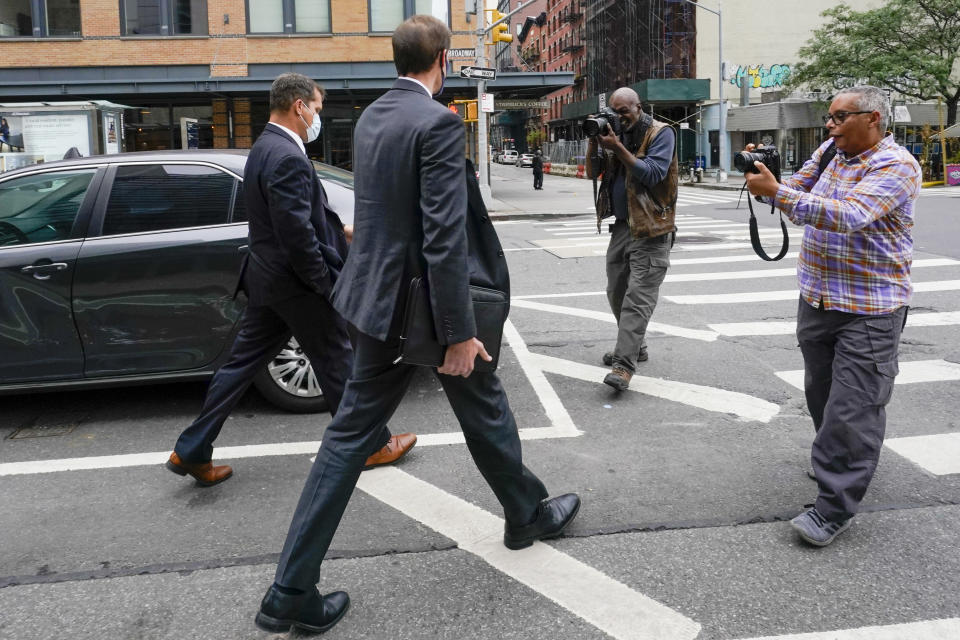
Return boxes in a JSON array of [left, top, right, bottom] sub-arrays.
[[789, 0, 960, 127]]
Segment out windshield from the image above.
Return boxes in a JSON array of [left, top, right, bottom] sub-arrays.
[[311, 161, 353, 188]]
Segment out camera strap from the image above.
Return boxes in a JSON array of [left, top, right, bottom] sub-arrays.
[[743, 184, 790, 261]]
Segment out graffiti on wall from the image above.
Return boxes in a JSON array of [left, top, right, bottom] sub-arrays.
[[729, 64, 791, 89]]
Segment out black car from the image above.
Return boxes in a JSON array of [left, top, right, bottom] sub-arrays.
[[0, 150, 355, 413]]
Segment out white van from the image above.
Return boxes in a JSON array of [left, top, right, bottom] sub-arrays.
[[500, 149, 518, 164]]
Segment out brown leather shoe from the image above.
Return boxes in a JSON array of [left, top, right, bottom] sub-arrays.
[[363, 433, 417, 470], [166, 452, 233, 486], [603, 367, 632, 391]]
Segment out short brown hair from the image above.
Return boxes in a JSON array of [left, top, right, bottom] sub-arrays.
[[392, 15, 451, 76], [269, 73, 325, 113]]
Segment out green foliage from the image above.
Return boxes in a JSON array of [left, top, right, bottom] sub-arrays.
[[788, 0, 960, 125], [526, 129, 545, 148]]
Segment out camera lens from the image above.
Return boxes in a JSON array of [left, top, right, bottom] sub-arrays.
[[734, 151, 762, 174]]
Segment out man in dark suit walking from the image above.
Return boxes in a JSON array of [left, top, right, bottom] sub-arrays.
[[166, 73, 415, 487], [532, 150, 544, 190], [254, 17, 580, 635]]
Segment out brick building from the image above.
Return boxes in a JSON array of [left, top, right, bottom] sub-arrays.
[[0, 0, 571, 169]]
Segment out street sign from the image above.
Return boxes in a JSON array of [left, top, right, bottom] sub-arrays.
[[480, 93, 494, 113], [448, 48, 476, 59], [494, 99, 550, 110], [460, 66, 497, 80]]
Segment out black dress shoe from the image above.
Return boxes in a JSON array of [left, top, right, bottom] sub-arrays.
[[255, 584, 350, 634], [503, 493, 581, 550]]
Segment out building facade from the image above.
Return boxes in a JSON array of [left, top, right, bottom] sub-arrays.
[[0, 0, 571, 169]]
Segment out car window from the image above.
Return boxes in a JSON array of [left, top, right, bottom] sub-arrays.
[[0, 169, 97, 247], [102, 164, 234, 236], [311, 161, 354, 189], [231, 181, 247, 222]]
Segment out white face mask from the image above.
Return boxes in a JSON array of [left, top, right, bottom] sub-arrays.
[[299, 102, 322, 143]]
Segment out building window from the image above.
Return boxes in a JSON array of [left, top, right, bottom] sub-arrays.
[[0, 0, 81, 37], [369, 0, 449, 33], [121, 0, 208, 36], [248, 0, 331, 34]]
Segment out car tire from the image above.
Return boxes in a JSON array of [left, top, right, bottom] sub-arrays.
[[252, 337, 330, 414]]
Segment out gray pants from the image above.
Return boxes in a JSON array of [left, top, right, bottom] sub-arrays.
[[796, 298, 907, 521], [605, 220, 671, 373]]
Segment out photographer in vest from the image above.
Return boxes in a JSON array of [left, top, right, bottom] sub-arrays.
[[586, 87, 678, 391]]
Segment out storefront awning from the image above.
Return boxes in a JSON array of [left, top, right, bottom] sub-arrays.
[[562, 78, 710, 121]]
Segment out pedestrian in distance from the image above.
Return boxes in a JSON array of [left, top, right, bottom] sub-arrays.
[[586, 87, 678, 392], [166, 73, 416, 488], [744, 85, 920, 547], [532, 149, 544, 190], [254, 16, 580, 635]]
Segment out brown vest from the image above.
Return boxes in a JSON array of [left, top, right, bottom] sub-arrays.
[[595, 119, 678, 239]]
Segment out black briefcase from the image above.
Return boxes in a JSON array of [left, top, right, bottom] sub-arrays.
[[397, 276, 508, 372]]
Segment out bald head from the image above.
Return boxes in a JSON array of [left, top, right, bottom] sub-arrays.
[[610, 87, 640, 107], [609, 87, 644, 131]]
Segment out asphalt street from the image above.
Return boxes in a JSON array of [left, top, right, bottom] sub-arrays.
[[2, 162, 960, 639]]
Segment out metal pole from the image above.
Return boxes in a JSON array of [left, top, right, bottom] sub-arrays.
[[477, 7, 491, 202], [717, 0, 727, 181]]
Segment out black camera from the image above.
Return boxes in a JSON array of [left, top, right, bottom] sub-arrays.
[[734, 146, 781, 181], [583, 107, 621, 137]]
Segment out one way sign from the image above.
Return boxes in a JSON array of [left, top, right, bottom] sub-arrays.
[[459, 66, 497, 80]]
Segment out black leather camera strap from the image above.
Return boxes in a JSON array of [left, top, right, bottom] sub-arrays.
[[745, 188, 790, 261]]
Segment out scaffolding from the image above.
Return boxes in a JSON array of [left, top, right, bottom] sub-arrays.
[[584, 0, 696, 96]]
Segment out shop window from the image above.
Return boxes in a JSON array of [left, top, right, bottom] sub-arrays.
[[121, 0, 208, 36], [248, 0, 331, 34], [0, 0, 81, 37], [369, 0, 449, 33]]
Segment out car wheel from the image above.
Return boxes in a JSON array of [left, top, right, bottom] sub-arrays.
[[253, 337, 330, 413]]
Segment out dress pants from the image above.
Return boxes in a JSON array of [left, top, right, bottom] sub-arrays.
[[533, 170, 543, 189], [173, 292, 375, 464], [274, 330, 549, 591], [796, 298, 907, 521], [605, 220, 672, 373]]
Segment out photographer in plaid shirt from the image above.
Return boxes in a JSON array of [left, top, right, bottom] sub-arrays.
[[744, 85, 921, 547]]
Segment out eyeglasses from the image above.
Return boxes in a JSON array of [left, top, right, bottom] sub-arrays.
[[822, 110, 873, 125]]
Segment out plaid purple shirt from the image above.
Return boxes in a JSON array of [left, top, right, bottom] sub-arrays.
[[772, 134, 921, 315]]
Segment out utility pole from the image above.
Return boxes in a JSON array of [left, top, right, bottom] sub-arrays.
[[474, 1, 536, 205], [680, 0, 726, 181], [476, 6, 490, 203]]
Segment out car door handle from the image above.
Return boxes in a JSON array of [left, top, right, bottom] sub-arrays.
[[21, 263, 68, 280], [238, 245, 249, 254]]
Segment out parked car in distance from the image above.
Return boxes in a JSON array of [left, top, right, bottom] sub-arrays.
[[500, 150, 518, 165], [516, 153, 535, 168], [0, 150, 356, 413]]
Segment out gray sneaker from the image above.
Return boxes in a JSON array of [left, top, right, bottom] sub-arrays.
[[790, 507, 852, 547]]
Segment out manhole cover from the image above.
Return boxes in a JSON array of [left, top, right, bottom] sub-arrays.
[[675, 235, 727, 244], [10, 412, 85, 439]]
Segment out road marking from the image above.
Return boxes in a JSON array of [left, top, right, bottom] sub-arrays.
[[529, 352, 779, 422], [356, 467, 702, 640], [666, 280, 960, 305], [675, 221, 743, 229], [503, 320, 582, 437], [738, 617, 960, 639], [711, 310, 960, 336], [510, 299, 719, 342], [885, 434, 960, 476], [775, 359, 960, 391]]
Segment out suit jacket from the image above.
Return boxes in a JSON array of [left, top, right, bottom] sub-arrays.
[[463, 159, 509, 301], [333, 79, 475, 344], [242, 125, 348, 307]]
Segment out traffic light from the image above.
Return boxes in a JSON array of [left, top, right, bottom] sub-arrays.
[[448, 99, 478, 123], [487, 10, 512, 45]]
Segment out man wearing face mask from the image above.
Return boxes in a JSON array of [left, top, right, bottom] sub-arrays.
[[167, 73, 416, 487], [586, 87, 678, 391]]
